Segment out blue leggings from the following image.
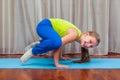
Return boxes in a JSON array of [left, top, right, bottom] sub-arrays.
[[32, 18, 62, 55]]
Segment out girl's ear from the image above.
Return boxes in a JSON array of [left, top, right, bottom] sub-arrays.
[[84, 32, 89, 37]]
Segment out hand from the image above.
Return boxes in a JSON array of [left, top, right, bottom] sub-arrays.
[[60, 56, 71, 60], [56, 64, 70, 68], [53, 49, 70, 69]]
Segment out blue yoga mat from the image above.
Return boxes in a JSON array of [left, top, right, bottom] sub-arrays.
[[0, 58, 120, 69]]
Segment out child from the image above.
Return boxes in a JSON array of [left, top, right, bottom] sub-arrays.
[[20, 18, 100, 68]]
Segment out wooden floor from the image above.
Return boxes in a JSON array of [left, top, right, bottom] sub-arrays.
[[0, 53, 120, 80]]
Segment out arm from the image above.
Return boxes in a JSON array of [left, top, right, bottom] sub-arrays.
[[72, 47, 90, 63], [59, 46, 71, 60], [53, 28, 78, 68], [53, 48, 70, 68]]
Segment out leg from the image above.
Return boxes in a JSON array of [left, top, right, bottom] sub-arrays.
[[32, 18, 62, 55], [32, 38, 62, 55], [21, 41, 40, 63], [20, 18, 62, 63], [24, 41, 40, 53], [20, 48, 33, 63]]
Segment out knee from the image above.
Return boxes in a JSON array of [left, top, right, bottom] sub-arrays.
[[48, 39, 62, 49]]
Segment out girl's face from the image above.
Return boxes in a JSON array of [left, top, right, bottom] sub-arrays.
[[80, 33, 98, 48]]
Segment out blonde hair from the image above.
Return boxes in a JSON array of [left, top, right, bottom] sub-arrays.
[[88, 31, 100, 45]]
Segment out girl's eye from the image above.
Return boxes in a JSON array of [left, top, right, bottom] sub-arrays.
[[90, 45, 93, 48], [89, 40, 92, 43]]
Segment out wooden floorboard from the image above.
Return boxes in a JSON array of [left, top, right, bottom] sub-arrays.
[[0, 53, 120, 80]]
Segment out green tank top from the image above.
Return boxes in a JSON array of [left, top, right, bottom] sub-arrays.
[[49, 18, 82, 37]]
